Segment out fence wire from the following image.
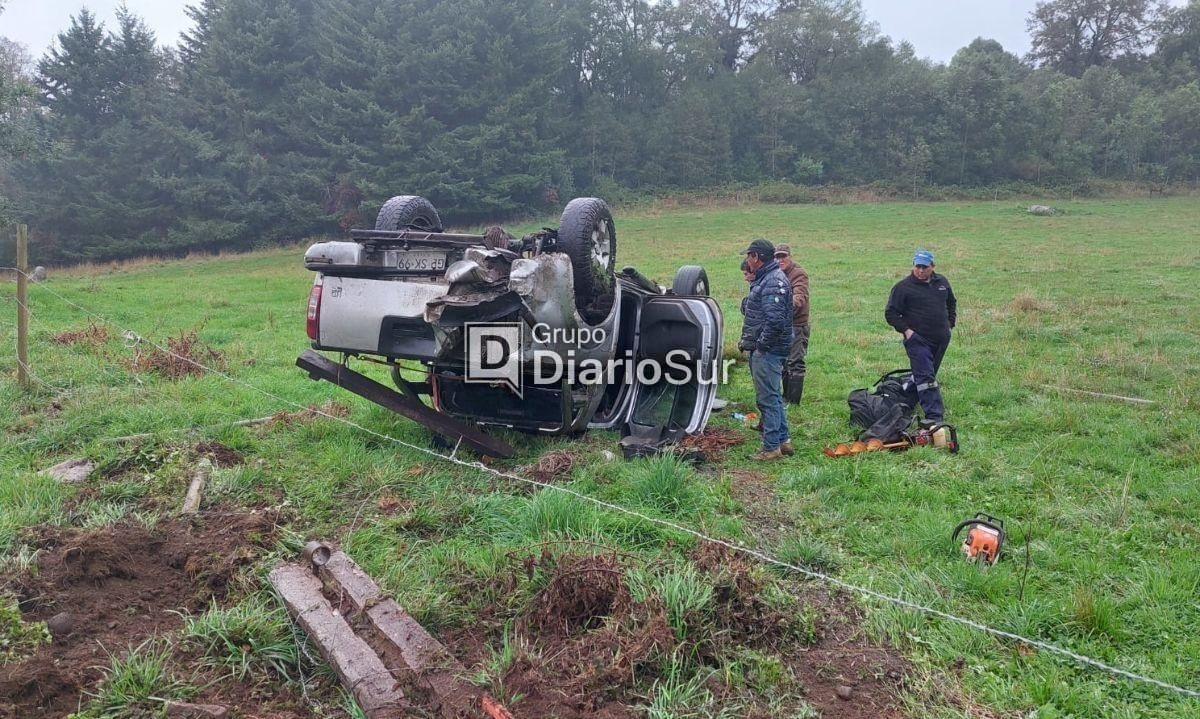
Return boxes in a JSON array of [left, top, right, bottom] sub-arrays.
[[4, 266, 1199, 701]]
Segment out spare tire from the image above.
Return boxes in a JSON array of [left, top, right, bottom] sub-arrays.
[[557, 198, 616, 315], [375, 195, 442, 232], [671, 265, 709, 296]]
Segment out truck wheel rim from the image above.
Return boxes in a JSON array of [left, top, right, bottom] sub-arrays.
[[591, 221, 611, 271]]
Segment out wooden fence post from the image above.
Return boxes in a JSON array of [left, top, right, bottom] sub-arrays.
[[16, 224, 28, 388]]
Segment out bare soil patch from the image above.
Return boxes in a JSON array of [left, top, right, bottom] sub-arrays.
[[780, 584, 909, 718], [442, 546, 910, 718], [0, 513, 278, 718], [193, 440, 244, 467]]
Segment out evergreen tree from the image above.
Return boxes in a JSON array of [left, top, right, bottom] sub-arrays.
[[21, 9, 181, 261], [7, 0, 1200, 263]]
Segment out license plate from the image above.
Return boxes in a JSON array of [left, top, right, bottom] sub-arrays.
[[395, 251, 446, 271]]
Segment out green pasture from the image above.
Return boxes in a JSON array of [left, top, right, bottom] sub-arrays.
[[2, 198, 1199, 717]]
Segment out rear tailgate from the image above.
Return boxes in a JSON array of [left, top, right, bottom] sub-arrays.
[[315, 275, 449, 359]]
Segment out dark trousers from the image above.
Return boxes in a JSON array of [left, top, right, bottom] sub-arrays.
[[903, 332, 949, 421], [785, 323, 810, 378]]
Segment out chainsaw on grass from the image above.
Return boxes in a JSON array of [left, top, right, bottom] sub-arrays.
[[822, 423, 960, 458], [951, 512, 1005, 568]]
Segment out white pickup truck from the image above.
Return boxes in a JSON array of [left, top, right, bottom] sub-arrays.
[[301, 195, 722, 446]]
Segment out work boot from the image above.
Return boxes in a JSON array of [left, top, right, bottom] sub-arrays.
[[780, 440, 795, 456], [784, 374, 805, 404], [751, 447, 784, 461]]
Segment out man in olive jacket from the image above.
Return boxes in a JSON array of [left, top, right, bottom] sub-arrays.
[[773, 244, 809, 404], [739, 239, 794, 460], [884, 249, 957, 423]]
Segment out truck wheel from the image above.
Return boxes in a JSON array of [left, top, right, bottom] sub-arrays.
[[671, 265, 709, 296], [375, 195, 442, 232], [557, 198, 616, 316]]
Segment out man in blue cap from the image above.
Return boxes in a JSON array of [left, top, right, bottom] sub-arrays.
[[739, 238, 794, 460], [884, 249, 957, 424]]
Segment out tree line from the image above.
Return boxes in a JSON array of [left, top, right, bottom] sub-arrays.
[[1, 0, 1198, 264]]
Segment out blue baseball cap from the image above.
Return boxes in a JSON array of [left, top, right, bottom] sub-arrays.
[[913, 249, 934, 266]]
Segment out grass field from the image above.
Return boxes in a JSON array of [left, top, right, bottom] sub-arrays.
[[2, 198, 1199, 717]]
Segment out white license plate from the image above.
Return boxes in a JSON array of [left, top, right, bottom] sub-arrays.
[[395, 251, 446, 271]]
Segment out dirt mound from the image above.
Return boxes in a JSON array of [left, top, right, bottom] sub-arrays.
[[531, 553, 630, 633], [781, 585, 909, 718], [449, 546, 910, 718], [0, 512, 278, 718], [193, 440, 244, 467], [691, 541, 794, 648]]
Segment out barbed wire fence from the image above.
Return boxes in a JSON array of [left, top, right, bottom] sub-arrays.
[[2, 265, 1198, 702], [1, 267, 280, 444]]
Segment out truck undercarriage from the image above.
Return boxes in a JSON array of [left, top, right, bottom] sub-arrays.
[[301, 196, 722, 455]]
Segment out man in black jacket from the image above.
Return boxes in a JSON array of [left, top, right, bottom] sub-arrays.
[[884, 249, 957, 424], [739, 238, 794, 460]]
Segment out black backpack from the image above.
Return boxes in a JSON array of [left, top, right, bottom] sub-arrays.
[[847, 369, 918, 442]]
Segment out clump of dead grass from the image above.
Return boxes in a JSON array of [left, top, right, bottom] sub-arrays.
[[678, 427, 746, 462], [52, 322, 109, 347], [531, 553, 631, 633], [267, 400, 352, 425], [528, 449, 581, 484], [1010, 293, 1055, 313], [519, 552, 675, 692], [128, 330, 225, 379]]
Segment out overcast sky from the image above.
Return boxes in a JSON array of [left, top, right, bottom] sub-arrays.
[[0, 0, 1185, 66]]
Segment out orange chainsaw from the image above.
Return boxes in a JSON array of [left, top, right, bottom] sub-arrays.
[[951, 513, 1005, 568], [823, 423, 959, 458]]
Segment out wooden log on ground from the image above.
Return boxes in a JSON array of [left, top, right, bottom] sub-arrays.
[[164, 701, 229, 718], [269, 564, 408, 719], [1039, 384, 1155, 406], [180, 458, 213, 514], [319, 551, 513, 719]]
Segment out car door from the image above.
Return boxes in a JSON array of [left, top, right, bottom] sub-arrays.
[[624, 295, 723, 441]]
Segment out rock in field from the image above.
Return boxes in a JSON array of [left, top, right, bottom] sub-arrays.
[[40, 458, 94, 484]]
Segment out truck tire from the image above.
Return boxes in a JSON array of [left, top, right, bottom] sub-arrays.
[[557, 198, 616, 317], [671, 265, 709, 296], [375, 195, 443, 232]]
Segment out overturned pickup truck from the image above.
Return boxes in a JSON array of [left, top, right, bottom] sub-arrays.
[[301, 195, 723, 454]]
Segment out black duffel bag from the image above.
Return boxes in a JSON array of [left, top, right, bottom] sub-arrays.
[[847, 369, 918, 442]]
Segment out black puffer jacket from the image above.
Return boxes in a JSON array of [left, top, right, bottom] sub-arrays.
[[739, 260, 794, 355]]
